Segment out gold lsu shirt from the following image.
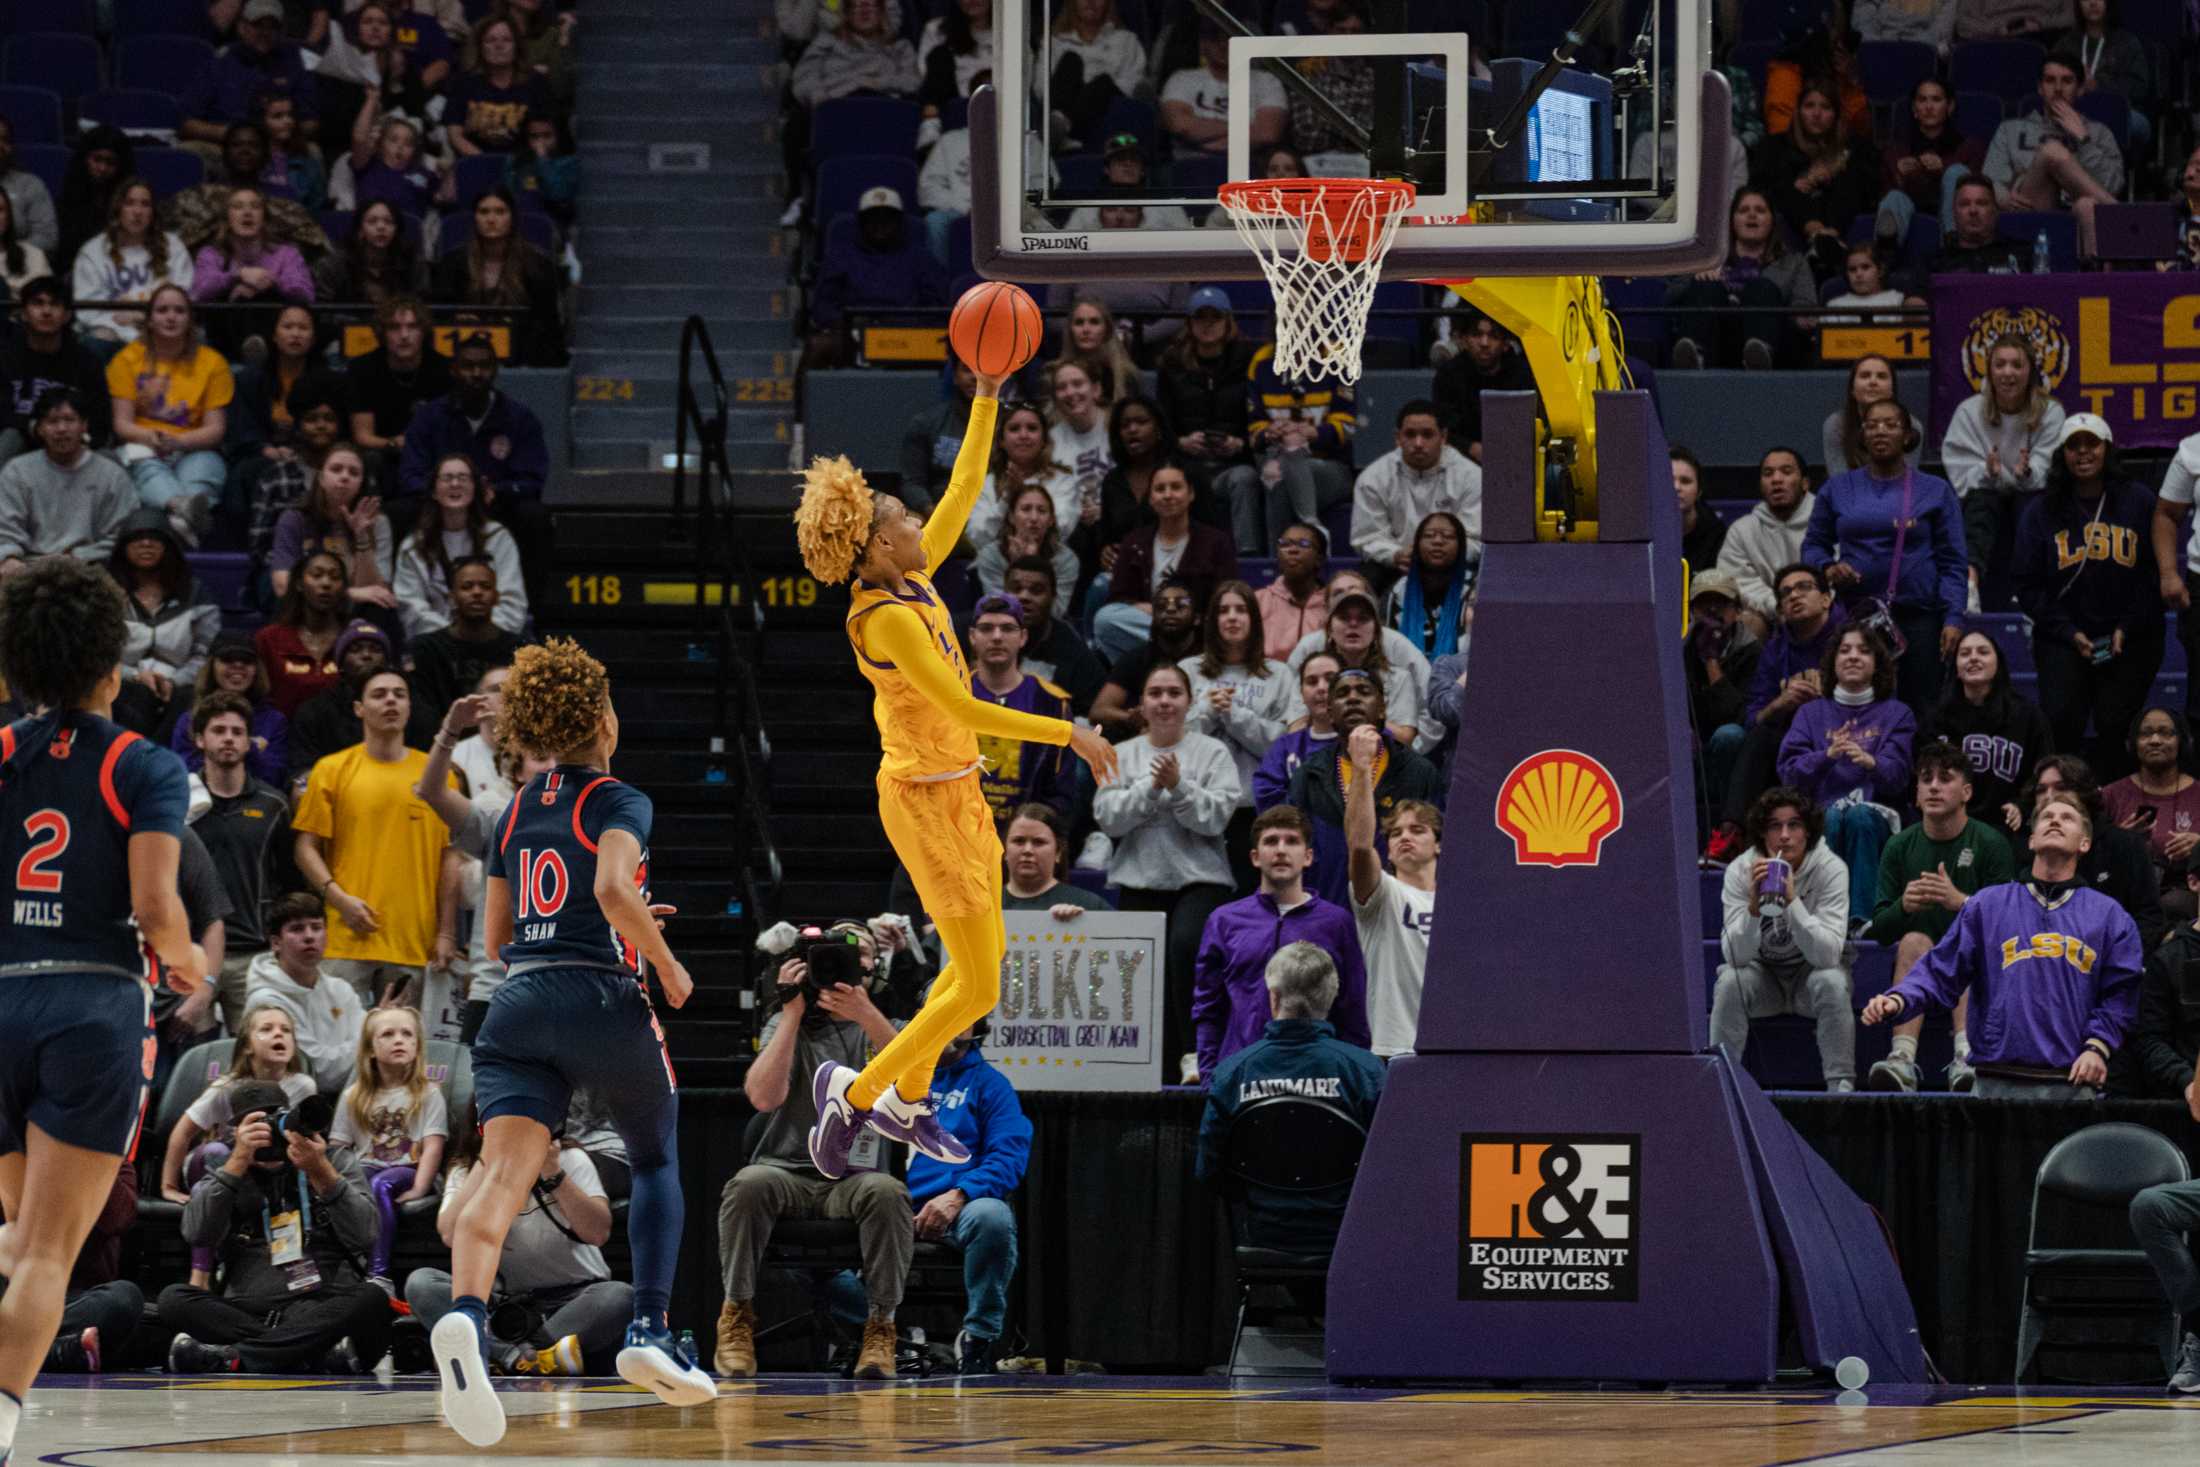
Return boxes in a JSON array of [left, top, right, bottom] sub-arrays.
[[847, 571, 980, 781]]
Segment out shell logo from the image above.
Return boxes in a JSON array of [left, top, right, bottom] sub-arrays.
[[1493, 749, 1624, 868]]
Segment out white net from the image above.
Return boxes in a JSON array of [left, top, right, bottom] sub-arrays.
[[1218, 180, 1416, 387]]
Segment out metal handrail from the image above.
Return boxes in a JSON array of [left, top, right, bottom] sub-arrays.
[[674, 314, 782, 920]]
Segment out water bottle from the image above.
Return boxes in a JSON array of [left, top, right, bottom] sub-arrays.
[[2033, 229, 2051, 274], [678, 1329, 700, 1366]]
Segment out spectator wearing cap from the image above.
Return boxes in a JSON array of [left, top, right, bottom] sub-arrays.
[[2013, 413, 2168, 779], [806, 186, 949, 370], [183, 0, 322, 146], [1061, 136, 1194, 232], [0, 387, 135, 572], [396, 334, 551, 606], [286, 619, 435, 783], [792, 0, 919, 107], [1159, 286, 1257, 495], [1193, 803, 1370, 1083], [1431, 310, 1536, 463], [1286, 572, 1440, 750], [1688, 569, 1761, 826], [1982, 55, 2122, 259], [1161, 23, 1287, 157], [1349, 399, 1482, 574], [1287, 666, 1446, 908], [1254, 520, 1329, 662], [968, 593, 1076, 826], [168, 627, 291, 787]]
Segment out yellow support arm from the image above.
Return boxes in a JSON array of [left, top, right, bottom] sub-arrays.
[[1439, 275, 1624, 544]]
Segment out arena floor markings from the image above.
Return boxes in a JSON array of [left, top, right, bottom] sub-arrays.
[[16, 1375, 2200, 1464]]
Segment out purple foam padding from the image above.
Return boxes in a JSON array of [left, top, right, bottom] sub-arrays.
[[1721, 1058, 1930, 1383], [1416, 390, 1703, 1054], [1326, 1051, 1779, 1382]]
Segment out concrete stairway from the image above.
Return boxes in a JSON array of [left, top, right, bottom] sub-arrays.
[[570, 0, 798, 477]]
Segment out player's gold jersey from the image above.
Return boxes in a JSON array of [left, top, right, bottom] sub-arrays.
[[847, 570, 979, 781]]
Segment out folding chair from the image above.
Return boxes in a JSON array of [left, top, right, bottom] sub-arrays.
[[1218, 1094, 1368, 1376]]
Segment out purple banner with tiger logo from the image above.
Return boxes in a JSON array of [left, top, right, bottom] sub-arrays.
[[1929, 272, 2200, 450]]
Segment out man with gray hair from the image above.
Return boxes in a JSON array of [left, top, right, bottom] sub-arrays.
[[1194, 942, 1387, 1254]]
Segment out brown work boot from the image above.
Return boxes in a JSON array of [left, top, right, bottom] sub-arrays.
[[853, 1315, 897, 1379], [715, 1300, 757, 1377]]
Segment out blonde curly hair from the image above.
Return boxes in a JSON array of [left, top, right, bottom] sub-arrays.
[[499, 638, 610, 761], [793, 455, 876, 584]]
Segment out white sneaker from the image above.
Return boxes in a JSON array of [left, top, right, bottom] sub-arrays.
[[2170, 1331, 2200, 1393], [1075, 832, 1111, 869], [430, 1312, 506, 1447], [616, 1321, 718, 1408]]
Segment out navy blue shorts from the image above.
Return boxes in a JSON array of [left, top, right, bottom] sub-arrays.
[[0, 970, 153, 1157], [473, 965, 678, 1167]]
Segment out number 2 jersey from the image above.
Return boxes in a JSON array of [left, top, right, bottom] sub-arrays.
[[0, 711, 189, 980], [488, 765, 653, 979]]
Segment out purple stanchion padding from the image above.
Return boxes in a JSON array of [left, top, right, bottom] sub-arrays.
[[1325, 388, 1924, 1385], [1720, 1062, 1930, 1384], [1416, 390, 1702, 1055], [1325, 1052, 1779, 1382]]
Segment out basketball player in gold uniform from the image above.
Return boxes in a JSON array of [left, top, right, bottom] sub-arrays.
[[794, 366, 1115, 1176]]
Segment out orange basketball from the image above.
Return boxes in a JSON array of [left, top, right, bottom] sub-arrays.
[[948, 281, 1043, 378]]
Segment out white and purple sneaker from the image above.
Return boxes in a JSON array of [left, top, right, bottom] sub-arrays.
[[870, 1087, 971, 1165], [807, 1061, 868, 1179]]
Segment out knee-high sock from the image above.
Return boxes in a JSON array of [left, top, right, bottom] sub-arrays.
[[626, 1094, 683, 1328], [849, 909, 1004, 1110]]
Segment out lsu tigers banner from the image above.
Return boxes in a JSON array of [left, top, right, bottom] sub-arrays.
[[1929, 272, 2200, 451]]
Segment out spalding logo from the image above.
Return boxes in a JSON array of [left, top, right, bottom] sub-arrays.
[[1493, 749, 1623, 868]]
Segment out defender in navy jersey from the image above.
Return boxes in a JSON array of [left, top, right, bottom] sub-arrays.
[[428, 640, 712, 1449], [0, 559, 203, 1467], [488, 766, 655, 975]]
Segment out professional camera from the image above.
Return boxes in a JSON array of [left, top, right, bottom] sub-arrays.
[[803, 924, 865, 998], [257, 1094, 336, 1164]]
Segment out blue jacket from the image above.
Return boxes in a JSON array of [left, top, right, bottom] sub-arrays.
[[1888, 880, 2142, 1070], [1803, 467, 1969, 622], [1192, 890, 1370, 1079], [905, 1043, 1033, 1207], [811, 226, 948, 328], [398, 391, 549, 500], [1194, 1019, 1386, 1253]]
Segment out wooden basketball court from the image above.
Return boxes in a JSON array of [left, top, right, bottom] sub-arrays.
[[15, 1375, 2200, 1465]]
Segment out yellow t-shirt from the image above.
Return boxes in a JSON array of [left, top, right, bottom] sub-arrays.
[[292, 745, 457, 965], [105, 341, 235, 437]]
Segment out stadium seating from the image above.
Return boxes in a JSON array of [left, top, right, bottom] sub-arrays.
[[78, 87, 184, 138], [113, 34, 212, 97], [1, 34, 101, 113]]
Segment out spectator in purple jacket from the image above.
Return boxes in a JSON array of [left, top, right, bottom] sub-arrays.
[[1191, 803, 1369, 1083], [183, 0, 321, 145], [395, 335, 549, 607], [804, 187, 949, 370], [1707, 562, 1849, 864], [167, 627, 290, 786], [1864, 789, 2142, 1099], [190, 188, 312, 359], [1780, 624, 1918, 924]]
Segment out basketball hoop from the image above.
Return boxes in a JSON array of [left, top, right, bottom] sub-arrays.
[[1216, 177, 1417, 387]]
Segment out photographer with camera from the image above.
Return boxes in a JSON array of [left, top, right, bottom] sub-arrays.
[[716, 930, 911, 1382], [158, 1079, 393, 1375], [404, 1100, 631, 1377]]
